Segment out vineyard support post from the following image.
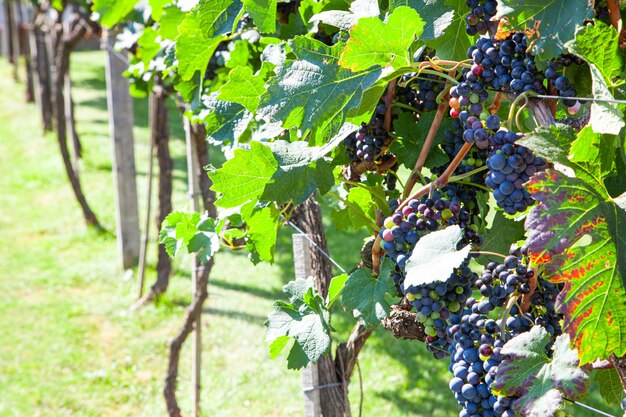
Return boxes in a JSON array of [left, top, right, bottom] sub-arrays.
[[102, 29, 141, 269], [293, 234, 322, 417], [184, 117, 202, 417]]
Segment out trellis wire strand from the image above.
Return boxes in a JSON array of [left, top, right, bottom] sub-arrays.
[[286, 221, 347, 274]]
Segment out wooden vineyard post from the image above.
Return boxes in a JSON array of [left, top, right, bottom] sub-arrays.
[[293, 234, 323, 417], [184, 117, 202, 417], [102, 29, 141, 269]]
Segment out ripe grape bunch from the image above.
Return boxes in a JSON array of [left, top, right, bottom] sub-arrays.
[[446, 246, 564, 417], [381, 193, 481, 273], [381, 193, 483, 357], [465, 0, 498, 36], [343, 101, 395, 169]]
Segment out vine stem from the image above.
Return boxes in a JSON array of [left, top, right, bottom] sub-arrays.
[[488, 92, 503, 114], [418, 69, 459, 85], [398, 142, 474, 211], [469, 250, 507, 259], [393, 101, 422, 113], [607, 0, 626, 48], [447, 165, 488, 182], [403, 100, 449, 198]]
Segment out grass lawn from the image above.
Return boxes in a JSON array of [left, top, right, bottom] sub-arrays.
[[0, 51, 620, 417]]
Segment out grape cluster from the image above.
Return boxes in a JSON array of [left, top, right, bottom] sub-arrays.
[[485, 143, 547, 214], [465, 0, 498, 36], [442, 119, 489, 174], [545, 56, 583, 113], [405, 262, 476, 358], [399, 72, 446, 112], [380, 195, 480, 274], [344, 117, 390, 164], [448, 304, 519, 417], [446, 244, 564, 417], [477, 254, 534, 314]]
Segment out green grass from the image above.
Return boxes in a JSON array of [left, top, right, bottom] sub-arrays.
[[0, 51, 620, 417]]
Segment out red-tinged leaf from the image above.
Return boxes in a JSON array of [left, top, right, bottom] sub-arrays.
[[524, 170, 626, 364], [492, 326, 589, 417]]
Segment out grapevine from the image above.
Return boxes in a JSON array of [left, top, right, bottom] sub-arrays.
[[88, 0, 626, 416]]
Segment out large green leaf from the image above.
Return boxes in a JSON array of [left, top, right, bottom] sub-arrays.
[[587, 63, 625, 136], [570, 126, 618, 179], [242, 0, 277, 33], [495, 0, 593, 63], [403, 225, 470, 288], [262, 141, 335, 205], [593, 368, 624, 405], [198, 93, 253, 145], [257, 37, 384, 144], [159, 211, 220, 263], [176, 0, 242, 80], [341, 258, 395, 327], [492, 327, 589, 417], [565, 21, 624, 87], [93, 0, 139, 27], [524, 171, 626, 364], [339, 7, 425, 71], [266, 278, 331, 369], [240, 202, 281, 263], [427, 0, 471, 62], [389, 0, 455, 42], [210, 140, 334, 208], [210, 141, 278, 208], [330, 185, 381, 232], [218, 66, 268, 112]]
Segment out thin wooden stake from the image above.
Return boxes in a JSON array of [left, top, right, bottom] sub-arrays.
[[137, 96, 156, 299], [185, 117, 202, 417], [103, 29, 141, 269], [293, 234, 322, 417]]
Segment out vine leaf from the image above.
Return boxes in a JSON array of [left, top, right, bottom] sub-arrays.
[[159, 211, 219, 263], [157, 5, 186, 40], [327, 274, 349, 309], [492, 327, 589, 417], [210, 140, 334, 209], [403, 225, 470, 289], [565, 21, 624, 87], [176, 0, 242, 81], [198, 93, 253, 145], [210, 141, 277, 208], [517, 124, 600, 186], [391, 111, 449, 170], [587, 63, 625, 136], [524, 170, 626, 364], [266, 278, 331, 369], [389, 0, 454, 42], [331, 186, 380, 232], [93, 0, 139, 27], [240, 202, 280, 263], [495, 0, 593, 64], [389, 0, 471, 61], [242, 0, 277, 33], [593, 368, 624, 405], [262, 141, 334, 205], [257, 36, 384, 144], [569, 126, 618, 179], [218, 65, 269, 112], [342, 258, 395, 327], [339, 6, 425, 71], [428, 0, 472, 61], [476, 197, 525, 266]]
